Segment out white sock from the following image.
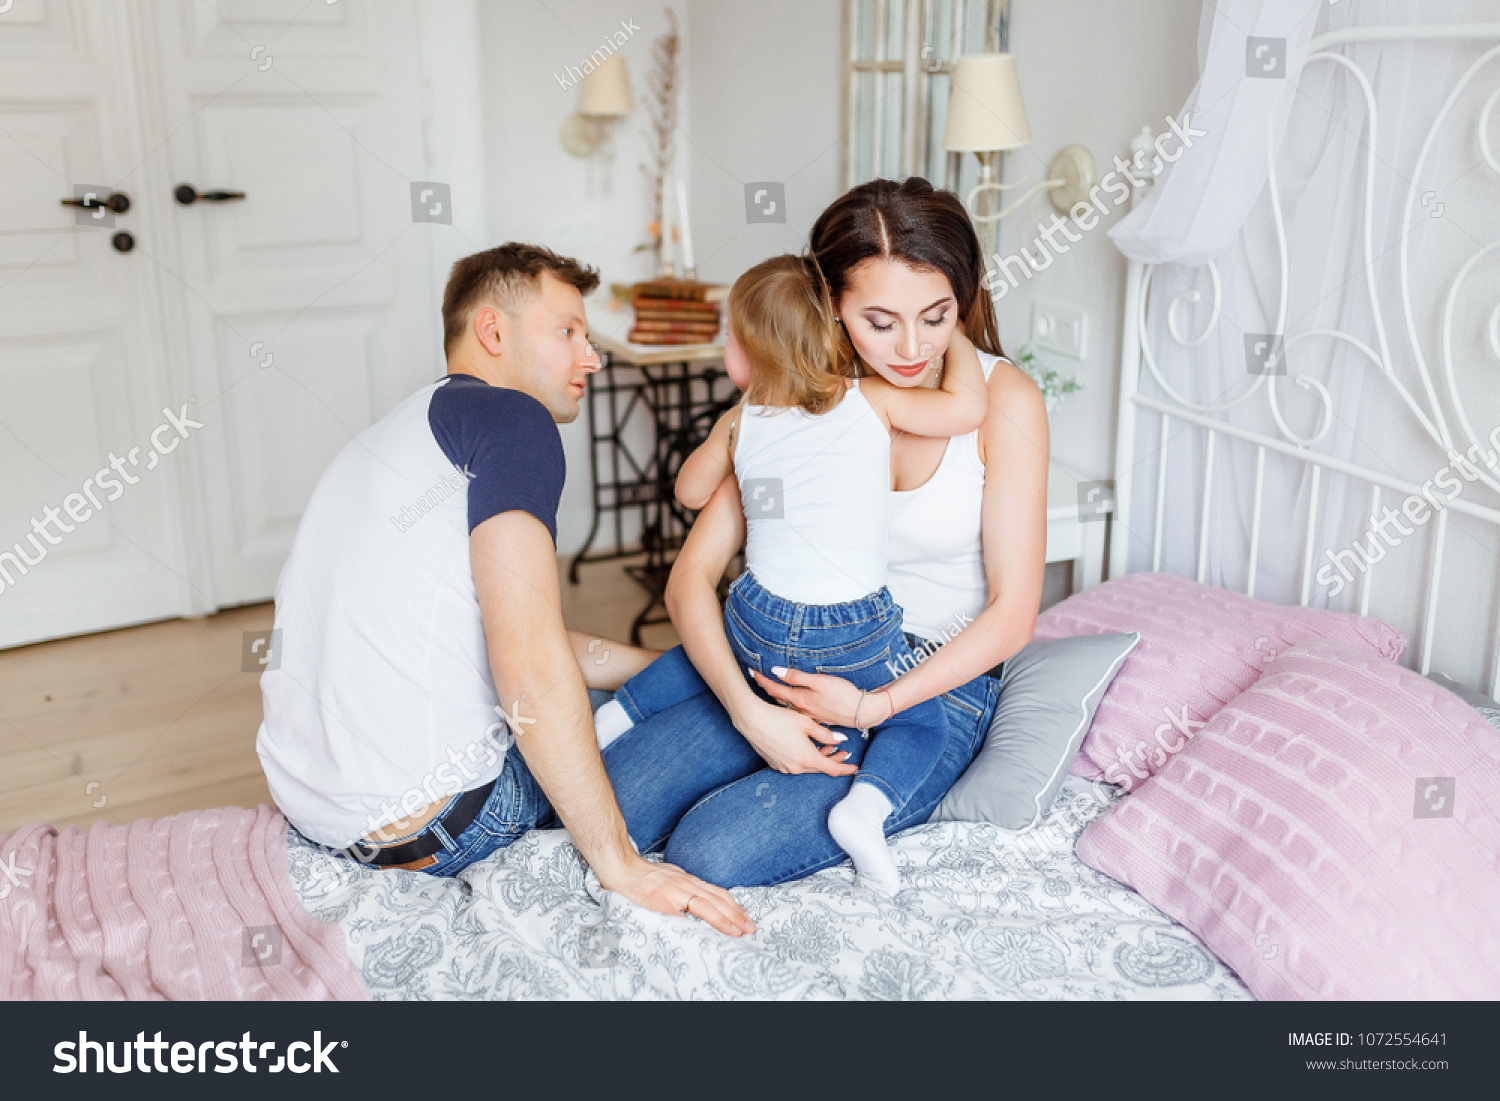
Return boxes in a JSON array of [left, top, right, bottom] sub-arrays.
[[827, 783, 900, 896], [593, 699, 635, 750]]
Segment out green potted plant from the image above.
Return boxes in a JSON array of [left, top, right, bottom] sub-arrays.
[[1014, 342, 1081, 413]]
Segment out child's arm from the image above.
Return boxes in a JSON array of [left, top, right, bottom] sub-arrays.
[[674, 402, 743, 510], [862, 328, 987, 437]]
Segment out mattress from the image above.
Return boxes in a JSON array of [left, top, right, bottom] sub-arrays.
[[287, 777, 1252, 1000]]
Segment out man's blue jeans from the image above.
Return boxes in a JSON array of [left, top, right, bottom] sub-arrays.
[[603, 575, 1003, 887]]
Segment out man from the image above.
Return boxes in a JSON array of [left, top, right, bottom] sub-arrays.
[[256, 243, 751, 937]]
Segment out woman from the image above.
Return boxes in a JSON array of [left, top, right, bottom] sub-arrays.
[[602, 176, 1049, 888]]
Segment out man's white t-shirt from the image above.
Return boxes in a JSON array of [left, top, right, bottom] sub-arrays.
[[255, 374, 565, 849]]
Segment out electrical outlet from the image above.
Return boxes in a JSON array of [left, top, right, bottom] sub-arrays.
[[1031, 302, 1087, 360]]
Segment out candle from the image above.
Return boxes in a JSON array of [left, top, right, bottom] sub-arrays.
[[659, 177, 675, 277], [676, 177, 695, 276]]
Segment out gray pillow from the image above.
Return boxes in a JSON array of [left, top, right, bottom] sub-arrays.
[[1427, 672, 1500, 730], [932, 632, 1140, 829]]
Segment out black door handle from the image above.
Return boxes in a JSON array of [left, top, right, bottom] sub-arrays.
[[112, 232, 135, 253], [61, 190, 131, 214], [175, 184, 247, 205]]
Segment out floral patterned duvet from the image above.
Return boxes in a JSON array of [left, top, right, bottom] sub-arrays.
[[287, 777, 1251, 1000]]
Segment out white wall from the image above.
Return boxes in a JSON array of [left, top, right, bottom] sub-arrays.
[[681, 0, 845, 284], [996, 0, 1202, 487]]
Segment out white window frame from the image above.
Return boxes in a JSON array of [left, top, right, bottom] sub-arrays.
[[840, 0, 1010, 191]]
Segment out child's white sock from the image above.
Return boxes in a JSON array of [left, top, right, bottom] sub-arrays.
[[593, 699, 635, 750], [827, 782, 900, 895]]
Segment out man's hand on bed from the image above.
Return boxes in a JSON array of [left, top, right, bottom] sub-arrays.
[[750, 667, 892, 730], [604, 858, 756, 937], [731, 697, 858, 776]]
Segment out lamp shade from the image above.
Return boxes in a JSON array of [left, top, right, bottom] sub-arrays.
[[579, 54, 634, 117], [942, 53, 1032, 152]]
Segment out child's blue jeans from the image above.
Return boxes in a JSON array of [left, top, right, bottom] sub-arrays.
[[615, 571, 947, 812]]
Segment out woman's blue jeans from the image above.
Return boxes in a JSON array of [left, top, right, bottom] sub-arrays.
[[602, 575, 1003, 887], [622, 572, 946, 810]]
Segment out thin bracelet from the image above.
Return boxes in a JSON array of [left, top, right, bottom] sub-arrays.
[[853, 689, 870, 730], [880, 687, 896, 722]]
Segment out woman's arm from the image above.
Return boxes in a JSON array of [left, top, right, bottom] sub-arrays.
[[674, 403, 740, 510], [861, 329, 987, 438], [752, 359, 1049, 725], [664, 477, 858, 776]]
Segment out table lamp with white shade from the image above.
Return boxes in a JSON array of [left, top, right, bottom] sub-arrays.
[[560, 54, 634, 158], [942, 53, 1096, 258]]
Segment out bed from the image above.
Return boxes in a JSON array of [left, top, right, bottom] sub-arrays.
[[286, 777, 1250, 1000]]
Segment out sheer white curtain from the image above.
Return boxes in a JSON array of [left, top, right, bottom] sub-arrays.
[[1107, 0, 1488, 607]]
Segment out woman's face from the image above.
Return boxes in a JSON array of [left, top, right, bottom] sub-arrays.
[[835, 258, 959, 388]]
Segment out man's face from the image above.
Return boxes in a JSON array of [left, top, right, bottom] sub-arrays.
[[504, 272, 602, 423]]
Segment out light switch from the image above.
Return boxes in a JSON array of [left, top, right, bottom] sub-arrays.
[[1032, 301, 1088, 359]]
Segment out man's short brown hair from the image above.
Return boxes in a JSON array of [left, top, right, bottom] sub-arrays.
[[441, 243, 600, 357]]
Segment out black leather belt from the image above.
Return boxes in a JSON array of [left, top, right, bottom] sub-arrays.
[[351, 776, 498, 867]]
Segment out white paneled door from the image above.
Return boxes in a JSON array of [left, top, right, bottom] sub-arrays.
[[0, 0, 439, 647]]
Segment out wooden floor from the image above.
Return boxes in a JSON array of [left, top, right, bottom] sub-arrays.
[[0, 558, 676, 836]]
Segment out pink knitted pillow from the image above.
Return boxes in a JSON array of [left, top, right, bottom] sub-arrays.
[[1033, 573, 1405, 785], [1075, 639, 1500, 1000]]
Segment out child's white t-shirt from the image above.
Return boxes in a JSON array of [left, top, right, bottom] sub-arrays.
[[735, 381, 891, 605]]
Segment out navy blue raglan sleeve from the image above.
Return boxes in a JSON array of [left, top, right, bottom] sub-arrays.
[[427, 376, 566, 541]]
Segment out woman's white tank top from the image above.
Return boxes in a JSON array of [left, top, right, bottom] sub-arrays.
[[735, 381, 891, 605], [885, 351, 999, 641]]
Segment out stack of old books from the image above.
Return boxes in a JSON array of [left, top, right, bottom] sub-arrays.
[[628, 280, 724, 345]]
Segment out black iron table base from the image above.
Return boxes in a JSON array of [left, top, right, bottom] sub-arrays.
[[569, 353, 739, 646]]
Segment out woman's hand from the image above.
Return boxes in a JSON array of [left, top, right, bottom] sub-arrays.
[[749, 667, 894, 729], [730, 696, 858, 776]]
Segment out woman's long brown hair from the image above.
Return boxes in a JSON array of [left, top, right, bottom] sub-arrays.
[[807, 177, 1005, 366]]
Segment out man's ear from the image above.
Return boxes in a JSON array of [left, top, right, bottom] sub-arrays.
[[473, 305, 506, 358]]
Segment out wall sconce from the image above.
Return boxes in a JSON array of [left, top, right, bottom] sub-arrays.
[[560, 54, 634, 157], [942, 53, 1096, 257]]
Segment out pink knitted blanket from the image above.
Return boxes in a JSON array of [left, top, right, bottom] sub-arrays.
[[0, 805, 366, 1000]]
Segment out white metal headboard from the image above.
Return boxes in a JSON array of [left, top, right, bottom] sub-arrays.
[[1110, 23, 1500, 691]]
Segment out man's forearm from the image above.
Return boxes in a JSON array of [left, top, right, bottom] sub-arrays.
[[473, 511, 640, 885], [499, 626, 636, 883], [567, 629, 660, 691]]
